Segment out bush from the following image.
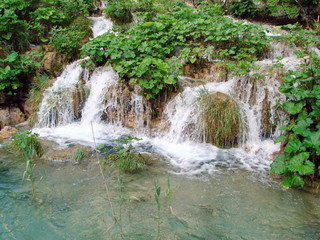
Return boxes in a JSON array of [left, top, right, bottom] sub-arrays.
[[104, 3, 132, 24], [227, 0, 258, 18], [50, 17, 92, 59], [270, 54, 320, 188], [0, 51, 41, 95]]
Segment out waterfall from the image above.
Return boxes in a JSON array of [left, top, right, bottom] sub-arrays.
[[36, 17, 113, 128], [37, 60, 86, 128], [87, 17, 113, 38], [81, 66, 118, 125], [33, 17, 310, 176]]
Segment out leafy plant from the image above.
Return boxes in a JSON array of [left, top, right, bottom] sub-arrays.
[[227, 0, 258, 18], [270, 54, 320, 188], [103, 136, 145, 172], [9, 131, 43, 199], [0, 51, 41, 95], [71, 148, 85, 162], [49, 17, 92, 59], [82, 5, 269, 99], [104, 0, 133, 24]]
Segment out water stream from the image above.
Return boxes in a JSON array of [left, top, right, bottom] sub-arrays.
[[2, 15, 320, 239]]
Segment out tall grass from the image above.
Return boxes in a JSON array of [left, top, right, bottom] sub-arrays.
[[9, 131, 43, 199], [198, 89, 241, 148]]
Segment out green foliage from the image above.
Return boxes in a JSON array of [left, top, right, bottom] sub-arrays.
[[101, 136, 145, 172], [270, 54, 320, 188], [0, 51, 41, 95], [49, 17, 92, 58], [71, 148, 85, 162], [280, 24, 320, 52], [228, 0, 258, 18], [82, 5, 269, 99], [104, 1, 133, 24], [9, 131, 43, 199]]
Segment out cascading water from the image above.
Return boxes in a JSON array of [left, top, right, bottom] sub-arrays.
[[37, 59, 86, 128], [34, 18, 307, 177], [81, 66, 119, 125]]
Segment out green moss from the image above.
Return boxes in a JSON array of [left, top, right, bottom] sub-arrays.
[[199, 91, 241, 148]]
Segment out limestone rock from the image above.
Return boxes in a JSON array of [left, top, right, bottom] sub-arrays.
[[0, 107, 25, 130], [9, 107, 25, 125], [0, 108, 10, 129], [0, 126, 18, 139], [42, 46, 67, 77]]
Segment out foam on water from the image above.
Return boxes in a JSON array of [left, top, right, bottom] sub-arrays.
[[88, 17, 113, 38]]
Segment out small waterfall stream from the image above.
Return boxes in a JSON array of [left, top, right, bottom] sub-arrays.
[[34, 17, 306, 176]]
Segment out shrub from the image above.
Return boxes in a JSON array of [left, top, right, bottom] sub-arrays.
[[270, 54, 320, 188], [0, 51, 41, 95], [49, 17, 92, 59], [104, 3, 132, 24], [227, 0, 258, 18]]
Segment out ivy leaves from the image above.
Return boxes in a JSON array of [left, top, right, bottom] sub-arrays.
[[270, 55, 320, 188]]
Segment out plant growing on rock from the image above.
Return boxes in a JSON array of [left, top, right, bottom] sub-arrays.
[[103, 136, 145, 173], [198, 89, 241, 148], [270, 54, 320, 188], [82, 4, 269, 99]]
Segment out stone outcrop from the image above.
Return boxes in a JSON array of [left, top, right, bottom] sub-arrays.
[[0, 107, 26, 130], [42, 45, 68, 77], [0, 126, 18, 139]]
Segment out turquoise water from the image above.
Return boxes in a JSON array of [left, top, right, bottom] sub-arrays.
[[1, 149, 320, 240]]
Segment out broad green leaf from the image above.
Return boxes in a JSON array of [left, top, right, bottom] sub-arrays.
[[284, 138, 302, 153], [283, 101, 305, 115], [281, 174, 304, 188], [303, 131, 320, 149], [270, 154, 288, 174], [274, 135, 287, 144], [287, 152, 310, 174], [292, 118, 313, 136]]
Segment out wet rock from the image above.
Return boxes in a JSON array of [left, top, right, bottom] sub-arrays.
[[42, 46, 68, 77], [9, 107, 26, 125], [0, 126, 18, 139], [182, 61, 227, 83], [0, 108, 10, 129]]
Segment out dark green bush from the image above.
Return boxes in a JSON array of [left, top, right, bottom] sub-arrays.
[[105, 3, 132, 24], [228, 0, 258, 18]]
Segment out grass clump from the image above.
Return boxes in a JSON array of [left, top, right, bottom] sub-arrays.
[[71, 148, 85, 163], [100, 136, 145, 173], [198, 89, 241, 148]]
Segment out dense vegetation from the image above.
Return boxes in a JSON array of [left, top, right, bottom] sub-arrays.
[[83, 3, 269, 99], [0, 0, 96, 95]]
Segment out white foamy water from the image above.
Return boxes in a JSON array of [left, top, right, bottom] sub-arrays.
[[37, 60, 85, 128], [88, 17, 113, 38], [33, 19, 314, 178], [81, 66, 119, 124]]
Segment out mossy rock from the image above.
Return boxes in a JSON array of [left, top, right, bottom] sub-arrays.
[[199, 92, 241, 148]]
